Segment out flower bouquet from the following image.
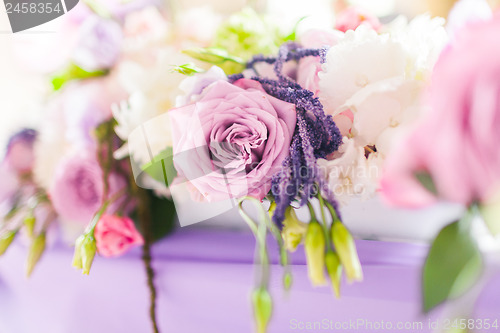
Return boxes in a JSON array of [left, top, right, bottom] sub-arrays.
[[1, 0, 500, 332]]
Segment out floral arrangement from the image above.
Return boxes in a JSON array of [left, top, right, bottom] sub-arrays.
[[1, 0, 499, 332]]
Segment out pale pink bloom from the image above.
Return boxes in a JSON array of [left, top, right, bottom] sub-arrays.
[[381, 14, 500, 207], [335, 6, 381, 33], [49, 150, 126, 224]]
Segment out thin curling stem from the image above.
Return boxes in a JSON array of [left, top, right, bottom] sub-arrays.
[[238, 198, 271, 289], [129, 176, 160, 333], [137, 187, 160, 333]]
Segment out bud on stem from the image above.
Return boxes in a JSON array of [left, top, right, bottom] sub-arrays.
[[81, 234, 97, 275], [331, 221, 363, 283], [26, 232, 46, 277], [325, 251, 342, 298], [304, 221, 327, 286], [0, 230, 17, 256], [72, 235, 85, 270], [252, 287, 273, 333], [281, 207, 307, 252], [24, 215, 36, 239]]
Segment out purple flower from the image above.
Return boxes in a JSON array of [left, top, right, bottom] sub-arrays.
[[242, 43, 343, 225], [72, 16, 123, 71], [4, 128, 37, 175]]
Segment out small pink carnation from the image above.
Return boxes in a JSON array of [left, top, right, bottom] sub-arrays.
[[94, 214, 144, 257]]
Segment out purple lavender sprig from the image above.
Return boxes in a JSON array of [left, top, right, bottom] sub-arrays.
[[233, 43, 342, 226]]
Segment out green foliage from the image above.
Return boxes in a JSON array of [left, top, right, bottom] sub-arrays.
[[51, 63, 107, 91], [147, 191, 176, 242], [141, 147, 177, 188], [423, 216, 483, 313], [182, 47, 245, 75], [170, 63, 205, 76]]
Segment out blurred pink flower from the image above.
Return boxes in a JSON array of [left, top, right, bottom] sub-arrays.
[[4, 129, 37, 175], [335, 6, 381, 33], [94, 214, 144, 257], [381, 14, 500, 207], [49, 150, 126, 224]]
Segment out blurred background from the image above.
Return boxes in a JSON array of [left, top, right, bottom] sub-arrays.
[[0, 0, 496, 152]]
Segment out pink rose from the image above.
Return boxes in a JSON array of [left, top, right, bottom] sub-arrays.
[[49, 150, 126, 224], [381, 15, 500, 207], [170, 79, 296, 201], [94, 214, 144, 257], [335, 6, 381, 33]]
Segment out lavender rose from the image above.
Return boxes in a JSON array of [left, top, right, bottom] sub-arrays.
[[49, 150, 125, 224], [170, 79, 296, 201]]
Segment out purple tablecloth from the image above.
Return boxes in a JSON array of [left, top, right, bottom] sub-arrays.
[[0, 228, 499, 333]]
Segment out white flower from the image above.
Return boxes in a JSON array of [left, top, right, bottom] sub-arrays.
[[343, 77, 423, 154], [318, 15, 448, 203], [383, 14, 447, 79], [319, 26, 408, 114], [318, 138, 383, 204], [114, 48, 192, 163]]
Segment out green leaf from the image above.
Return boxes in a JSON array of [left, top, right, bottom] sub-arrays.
[[423, 218, 483, 313], [130, 190, 176, 242], [182, 47, 245, 74], [51, 63, 108, 91], [141, 147, 177, 188], [148, 191, 176, 242], [170, 63, 205, 76], [415, 171, 438, 196]]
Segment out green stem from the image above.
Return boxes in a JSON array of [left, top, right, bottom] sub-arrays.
[[306, 202, 317, 221], [87, 189, 126, 234], [316, 194, 332, 251], [131, 180, 160, 333], [238, 198, 271, 289], [325, 202, 340, 223]]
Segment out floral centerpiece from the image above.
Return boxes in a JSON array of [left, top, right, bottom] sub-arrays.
[[1, 1, 499, 333]]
